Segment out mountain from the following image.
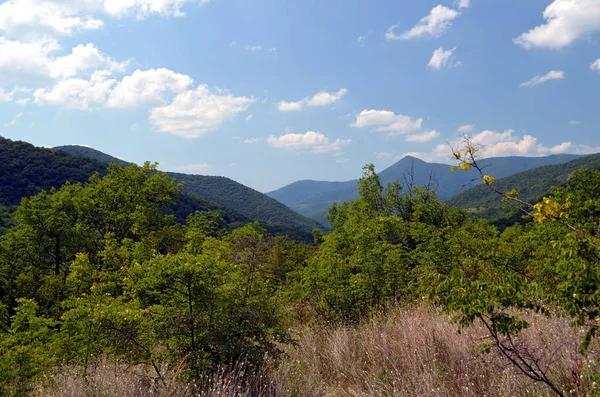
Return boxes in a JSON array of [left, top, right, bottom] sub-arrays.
[[268, 154, 581, 224], [54, 145, 325, 241], [54, 145, 129, 166], [0, 137, 253, 234], [446, 153, 600, 229]]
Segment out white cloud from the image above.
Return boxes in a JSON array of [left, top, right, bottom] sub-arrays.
[[0, 88, 11, 102], [591, 58, 600, 72], [405, 130, 439, 143], [0, 38, 125, 87], [457, 124, 475, 133], [277, 100, 303, 112], [245, 114, 253, 121], [245, 45, 277, 55], [0, 0, 104, 36], [386, 5, 460, 40], [0, 0, 205, 37], [5, 110, 31, 126], [520, 70, 565, 87], [277, 88, 348, 112], [357, 35, 366, 45], [34, 70, 117, 110], [457, 0, 470, 9], [49, 43, 127, 79], [336, 158, 349, 164], [569, 120, 580, 125], [243, 137, 261, 144], [107, 68, 192, 108], [428, 47, 460, 69], [515, 0, 600, 50], [149, 85, 254, 138], [307, 88, 348, 106], [406, 129, 600, 163], [352, 109, 423, 136], [266, 131, 351, 153]]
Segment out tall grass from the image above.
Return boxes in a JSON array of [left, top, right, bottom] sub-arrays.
[[32, 305, 600, 396]]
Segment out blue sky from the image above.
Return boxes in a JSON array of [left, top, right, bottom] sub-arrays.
[[0, 0, 599, 192]]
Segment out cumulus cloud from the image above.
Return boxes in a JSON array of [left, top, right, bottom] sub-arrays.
[[149, 85, 254, 138], [0, 0, 205, 37], [34, 70, 117, 110], [428, 47, 460, 69], [520, 70, 565, 87], [386, 5, 460, 40], [107, 68, 192, 108], [406, 129, 600, 163], [405, 130, 439, 143], [266, 131, 352, 153], [277, 88, 348, 112], [0, 38, 126, 87], [514, 0, 600, 50], [458, 124, 475, 133], [277, 100, 303, 112], [352, 109, 423, 136], [0, 0, 104, 36], [591, 58, 600, 72]]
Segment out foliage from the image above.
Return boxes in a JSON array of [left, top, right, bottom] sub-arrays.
[[429, 137, 600, 396], [301, 164, 466, 323], [1, 140, 600, 396], [447, 152, 600, 229]]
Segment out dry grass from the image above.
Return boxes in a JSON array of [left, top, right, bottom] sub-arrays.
[[272, 305, 600, 397], [32, 305, 600, 397]]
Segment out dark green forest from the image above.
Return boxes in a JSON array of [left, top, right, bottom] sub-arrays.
[[1, 138, 318, 242]]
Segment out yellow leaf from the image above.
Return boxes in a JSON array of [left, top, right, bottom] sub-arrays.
[[483, 175, 495, 185]]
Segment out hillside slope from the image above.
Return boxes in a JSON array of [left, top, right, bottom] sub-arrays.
[[0, 137, 264, 238], [268, 154, 580, 224], [446, 153, 600, 228], [55, 145, 325, 240]]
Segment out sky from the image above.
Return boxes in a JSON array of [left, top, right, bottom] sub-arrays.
[[0, 0, 599, 193]]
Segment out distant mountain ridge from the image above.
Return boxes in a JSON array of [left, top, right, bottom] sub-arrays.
[[446, 152, 600, 228], [267, 154, 582, 224], [54, 145, 325, 241]]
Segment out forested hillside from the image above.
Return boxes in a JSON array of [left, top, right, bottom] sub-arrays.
[[268, 154, 580, 224], [56, 145, 326, 240], [0, 137, 306, 241], [446, 152, 600, 228], [0, 138, 107, 206]]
